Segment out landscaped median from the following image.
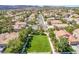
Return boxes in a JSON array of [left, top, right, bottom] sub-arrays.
[[27, 34, 51, 53]]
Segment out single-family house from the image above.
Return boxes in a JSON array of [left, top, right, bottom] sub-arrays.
[[55, 30, 79, 45]]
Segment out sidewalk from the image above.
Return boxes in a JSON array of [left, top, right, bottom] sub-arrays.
[[45, 32, 57, 54]]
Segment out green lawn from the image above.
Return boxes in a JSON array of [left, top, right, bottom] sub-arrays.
[[27, 35, 51, 52]]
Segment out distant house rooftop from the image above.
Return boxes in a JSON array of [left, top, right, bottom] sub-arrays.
[[51, 20, 62, 24], [47, 19, 62, 25], [47, 17, 55, 20]]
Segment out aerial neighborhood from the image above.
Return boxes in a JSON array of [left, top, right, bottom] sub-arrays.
[[0, 6, 79, 54]]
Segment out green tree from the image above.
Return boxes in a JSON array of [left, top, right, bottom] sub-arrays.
[[0, 17, 13, 33], [55, 37, 74, 53], [65, 26, 75, 33], [4, 27, 32, 53], [19, 28, 28, 42], [4, 39, 23, 53], [48, 28, 56, 42]]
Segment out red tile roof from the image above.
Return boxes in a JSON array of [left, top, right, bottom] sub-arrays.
[[55, 30, 79, 44]]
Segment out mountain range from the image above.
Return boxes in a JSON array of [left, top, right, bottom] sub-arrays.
[[0, 5, 79, 10]]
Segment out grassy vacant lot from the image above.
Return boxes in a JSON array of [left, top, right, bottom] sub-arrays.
[[27, 35, 51, 52]]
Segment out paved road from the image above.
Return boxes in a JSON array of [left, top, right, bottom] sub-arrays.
[[37, 14, 47, 30]]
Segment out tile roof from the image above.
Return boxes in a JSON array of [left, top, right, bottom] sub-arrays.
[[51, 20, 62, 24], [55, 30, 79, 44]]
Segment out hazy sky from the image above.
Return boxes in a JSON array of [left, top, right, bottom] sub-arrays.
[[0, 0, 79, 6]]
